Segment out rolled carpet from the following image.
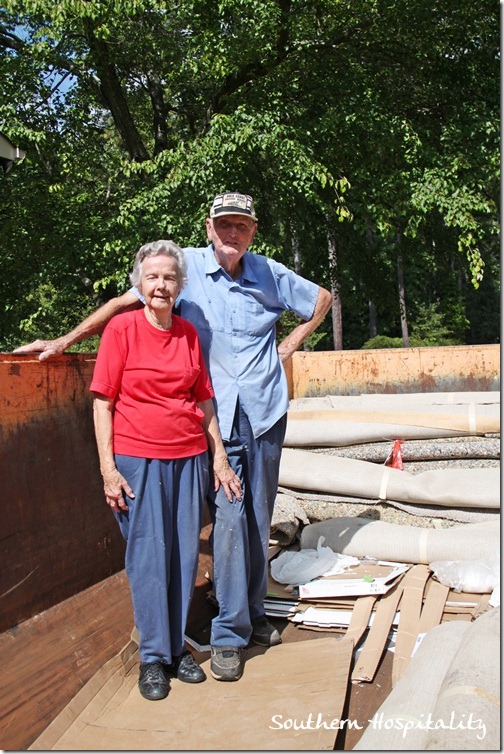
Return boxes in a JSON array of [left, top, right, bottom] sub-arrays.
[[300, 517, 499, 564]]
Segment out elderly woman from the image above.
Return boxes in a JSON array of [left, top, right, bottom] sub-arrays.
[[90, 240, 241, 701]]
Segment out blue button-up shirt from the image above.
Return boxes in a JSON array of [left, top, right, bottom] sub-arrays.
[[132, 244, 319, 440]]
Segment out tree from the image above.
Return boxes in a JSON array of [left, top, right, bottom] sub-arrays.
[[0, 0, 499, 352]]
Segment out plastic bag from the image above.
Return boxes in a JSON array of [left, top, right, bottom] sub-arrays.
[[271, 536, 343, 585], [429, 552, 500, 605]]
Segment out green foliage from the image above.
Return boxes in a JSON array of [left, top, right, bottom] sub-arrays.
[[362, 336, 407, 350], [0, 0, 499, 352], [276, 309, 330, 351], [409, 302, 463, 347], [362, 301, 466, 350]]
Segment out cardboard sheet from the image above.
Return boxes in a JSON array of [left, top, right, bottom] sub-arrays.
[[298, 564, 409, 599], [30, 637, 354, 751], [418, 578, 450, 633], [351, 582, 404, 683], [341, 595, 377, 648], [391, 565, 430, 686], [291, 606, 400, 629]]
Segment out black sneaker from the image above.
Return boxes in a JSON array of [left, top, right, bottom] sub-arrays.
[[138, 661, 169, 700], [251, 617, 282, 647], [166, 651, 206, 683], [210, 646, 243, 681]]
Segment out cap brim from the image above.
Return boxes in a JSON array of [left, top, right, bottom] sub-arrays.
[[211, 209, 257, 220]]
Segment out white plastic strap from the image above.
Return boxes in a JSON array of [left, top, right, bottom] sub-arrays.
[[419, 529, 429, 564], [379, 467, 391, 501], [468, 403, 477, 433]]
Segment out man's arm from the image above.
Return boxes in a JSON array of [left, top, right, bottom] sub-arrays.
[[12, 291, 142, 361], [276, 286, 333, 364]]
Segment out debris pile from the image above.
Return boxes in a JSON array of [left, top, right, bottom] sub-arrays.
[[266, 390, 500, 750]]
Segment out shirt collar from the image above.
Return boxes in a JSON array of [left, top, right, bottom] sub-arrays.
[[204, 244, 258, 283]]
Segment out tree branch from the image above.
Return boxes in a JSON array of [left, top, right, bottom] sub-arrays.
[[146, 74, 170, 155], [204, 0, 293, 127], [83, 21, 149, 162]]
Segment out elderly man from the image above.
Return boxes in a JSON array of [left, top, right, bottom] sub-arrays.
[[15, 192, 332, 681]]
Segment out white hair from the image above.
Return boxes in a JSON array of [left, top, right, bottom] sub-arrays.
[[129, 240, 188, 288]]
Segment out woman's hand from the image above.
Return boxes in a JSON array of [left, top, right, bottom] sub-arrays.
[[213, 454, 242, 503], [101, 467, 135, 513], [198, 398, 242, 503], [93, 393, 134, 513]]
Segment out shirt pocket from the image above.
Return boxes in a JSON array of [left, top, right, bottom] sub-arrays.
[[243, 298, 277, 335], [183, 364, 202, 391], [243, 299, 264, 316]]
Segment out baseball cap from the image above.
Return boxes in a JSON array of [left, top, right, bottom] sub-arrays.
[[209, 192, 257, 221]]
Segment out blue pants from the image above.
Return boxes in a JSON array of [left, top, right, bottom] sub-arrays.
[[207, 402, 287, 646], [114, 453, 208, 664]]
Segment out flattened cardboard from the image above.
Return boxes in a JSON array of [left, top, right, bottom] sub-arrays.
[[291, 606, 399, 629], [298, 564, 409, 599], [418, 578, 450, 633], [30, 637, 354, 751], [351, 581, 404, 683], [265, 572, 299, 618], [471, 593, 491, 619], [391, 565, 430, 686], [342, 595, 377, 649], [267, 573, 295, 598]]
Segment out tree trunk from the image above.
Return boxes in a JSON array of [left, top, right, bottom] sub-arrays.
[[366, 225, 377, 338], [326, 207, 343, 350], [85, 25, 149, 162], [369, 299, 378, 338], [291, 225, 301, 275], [396, 232, 410, 347], [291, 225, 308, 351], [147, 75, 169, 155]]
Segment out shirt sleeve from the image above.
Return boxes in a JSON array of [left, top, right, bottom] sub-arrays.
[[271, 261, 320, 321], [89, 324, 126, 399], [129, 285, 145, 304]]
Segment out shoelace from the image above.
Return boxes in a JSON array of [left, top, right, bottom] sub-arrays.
[[142, 664, 166, 684], [178, 653, 198, 669]]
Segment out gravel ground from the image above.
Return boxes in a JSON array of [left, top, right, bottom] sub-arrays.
[[281, 434, 500, 531]]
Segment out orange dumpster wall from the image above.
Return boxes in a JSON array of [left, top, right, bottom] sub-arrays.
[[285, 344, 500, 398], [0, 353, 125, 633], [0, 344, 500, 631]]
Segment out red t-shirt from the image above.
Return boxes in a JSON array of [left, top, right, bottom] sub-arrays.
[[90, 309, 214, 459]]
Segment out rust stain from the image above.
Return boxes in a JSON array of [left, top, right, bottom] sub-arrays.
[[291, 345, 499, 398]]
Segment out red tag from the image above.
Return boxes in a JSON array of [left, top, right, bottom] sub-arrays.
[[385, 439, 404, 470]]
